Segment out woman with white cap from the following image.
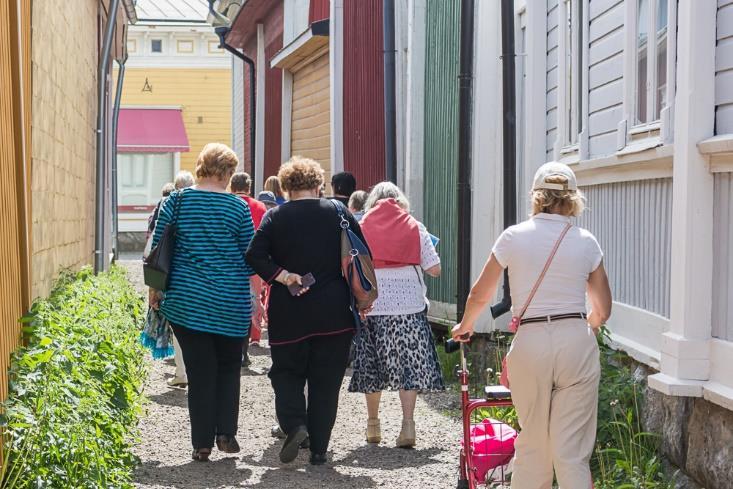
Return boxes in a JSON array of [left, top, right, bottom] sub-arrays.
[[452, 162, 612, 489]]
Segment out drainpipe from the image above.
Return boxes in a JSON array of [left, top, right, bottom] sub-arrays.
[[456, 0, 475, 323], [208, 2, 257, 187], [111, 52, 127, 262], [490, 0, 517, 320], [383, 0, 397, 183], [94, 0, 121, 274]]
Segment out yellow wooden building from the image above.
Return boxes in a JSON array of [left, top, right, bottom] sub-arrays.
[[116, 0, 232, 241]]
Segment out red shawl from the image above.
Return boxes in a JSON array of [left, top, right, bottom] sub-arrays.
[[360, 198, 421, 269]]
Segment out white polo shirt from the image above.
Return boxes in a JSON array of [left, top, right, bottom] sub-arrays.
[[491, 213, 603, 319]]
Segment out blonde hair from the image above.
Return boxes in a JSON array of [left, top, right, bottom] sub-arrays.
[[264, 176, 284, 197], [531, 175, 585, 217], [277, 156, 325, 193], [195, 143, 239, 181], [364, 181, 410, 212]]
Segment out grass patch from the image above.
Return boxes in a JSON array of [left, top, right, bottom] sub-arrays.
[[0, 266, 147, 488]]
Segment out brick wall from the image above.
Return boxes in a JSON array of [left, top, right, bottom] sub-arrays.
[[30, 0, 98, 298]]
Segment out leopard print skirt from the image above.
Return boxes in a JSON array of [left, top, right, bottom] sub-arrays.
[[348, 311, 446, 394]]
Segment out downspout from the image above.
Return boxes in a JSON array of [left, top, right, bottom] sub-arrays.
[[94, 0, 121, 274], [208, 2, 257, 187], [111, 51, 128, 262], [383, 0, 397, 183], [490, 0, 517, 320], [456, 0, 475, 322]]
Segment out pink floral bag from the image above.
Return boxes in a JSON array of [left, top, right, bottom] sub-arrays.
[[499, 223, 572, 389]]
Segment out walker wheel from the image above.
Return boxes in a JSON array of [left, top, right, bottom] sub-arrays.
[[456, 480, 469, 489]]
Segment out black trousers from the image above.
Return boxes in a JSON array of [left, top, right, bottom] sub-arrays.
[[171, 324, 245, 450], [268, 332, 353, 454]]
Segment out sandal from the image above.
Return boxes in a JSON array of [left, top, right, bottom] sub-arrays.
[[191, 448, 211, 462], [216, 435, 241, 453]]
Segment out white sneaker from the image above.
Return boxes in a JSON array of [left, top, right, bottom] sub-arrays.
[[166, 376, 188, 388]]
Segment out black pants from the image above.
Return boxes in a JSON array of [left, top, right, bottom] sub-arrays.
[[171, 324, 245, 449], [269, 332, 353, 454]]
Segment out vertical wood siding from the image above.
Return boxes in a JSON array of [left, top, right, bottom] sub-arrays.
[[716, 0, 733, 134], [713, 172, 733, 340], [243, 37, 257, 175], [264, 5, 284, 179], [309, 0, 330, 23], [0, 0, 31, 403], [291, 53, 332, 179], [343, 0, 386, 188], [576, 178, 673, 317], [423, 0, 460, 304], [588, 0, 624, 157], [547, 1, 559, 160], [232, 58, 245, 165]]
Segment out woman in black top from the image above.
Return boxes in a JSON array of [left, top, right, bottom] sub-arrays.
[[246, 156, 367, 466]]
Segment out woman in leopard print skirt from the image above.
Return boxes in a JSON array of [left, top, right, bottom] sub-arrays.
[[349, 182, 445, 448]]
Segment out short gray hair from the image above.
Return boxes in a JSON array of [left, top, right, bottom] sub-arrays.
[[174, 170, 195, 189], [364, 181, 409, 212]]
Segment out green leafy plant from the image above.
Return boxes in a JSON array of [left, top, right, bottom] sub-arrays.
[[0, 266, 146, 489]]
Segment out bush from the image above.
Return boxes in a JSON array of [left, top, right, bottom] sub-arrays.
[[0, 266, 147, 489]]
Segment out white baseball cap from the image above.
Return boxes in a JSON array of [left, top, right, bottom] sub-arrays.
[[532, 162, 578, 191]]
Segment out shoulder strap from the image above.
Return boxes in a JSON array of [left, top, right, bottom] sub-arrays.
[[516, 223, 572, 320], [330, 198, 351, 230], [172, 189, 184, 225]]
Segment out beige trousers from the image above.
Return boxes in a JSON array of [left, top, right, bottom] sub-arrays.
[[506, 318, 600, 489], [172, 333, 187, 381]]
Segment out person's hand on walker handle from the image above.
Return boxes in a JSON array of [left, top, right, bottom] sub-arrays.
[[451, 322, 474, 342]]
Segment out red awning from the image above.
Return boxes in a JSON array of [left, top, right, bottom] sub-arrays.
[[118, 108, 190, 153]]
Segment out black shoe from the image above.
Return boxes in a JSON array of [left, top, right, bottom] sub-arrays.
[[216, 435, 241, 453], [309, 452, 327, 465], [241, 354, 251, 368], [300, 436, 310, 449], [280, 425, 308, 463]]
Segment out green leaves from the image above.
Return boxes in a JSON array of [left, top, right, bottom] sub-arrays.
[[0, 266, 146, 489]]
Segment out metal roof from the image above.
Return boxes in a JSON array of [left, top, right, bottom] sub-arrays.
[[135, 0, 210, 23]]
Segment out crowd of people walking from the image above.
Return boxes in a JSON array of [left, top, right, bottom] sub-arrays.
[[143, 142, 611, 488]]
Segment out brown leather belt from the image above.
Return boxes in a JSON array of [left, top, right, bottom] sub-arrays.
[[520, 312, 587, 325]]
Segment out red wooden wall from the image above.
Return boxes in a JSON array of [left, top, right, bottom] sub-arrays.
[[264, 3, 284, 180], [343, 0, 386, 190], [309, 0, 330, 23]]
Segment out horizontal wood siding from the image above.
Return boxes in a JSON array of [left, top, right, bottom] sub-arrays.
[[576, 178, 673, 318], [713, 172, 733, 340], [291, 53, 331, 179], [342, 0, 386, 188], [716, 0, 733, 134], [547, 1, 559, 160], [423, 0, 459, 305], [588, 0, 624, 157]]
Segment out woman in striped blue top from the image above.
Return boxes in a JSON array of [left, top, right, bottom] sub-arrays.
[[150, 143, 255, 462]]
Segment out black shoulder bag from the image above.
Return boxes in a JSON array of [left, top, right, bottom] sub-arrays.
[[143, 190, 184, 291]]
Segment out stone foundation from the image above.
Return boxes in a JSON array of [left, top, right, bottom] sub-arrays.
[[640, 365, 733, 489]]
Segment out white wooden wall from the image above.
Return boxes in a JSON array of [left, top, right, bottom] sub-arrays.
[[547, 0, 560, 160], [588, 0, 625, 158], [713, 172, 733, 341], [232, 56, 245, 168], [577, 178, 673, 318], [716, 0, 733, 134]]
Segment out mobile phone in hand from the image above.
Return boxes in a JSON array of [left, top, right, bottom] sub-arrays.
[[288, 273, 316, 296]]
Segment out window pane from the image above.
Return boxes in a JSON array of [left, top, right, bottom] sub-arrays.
[[655, 0, 668, 119], [151, 39, 162, 53], [636, 0, 649, 124]]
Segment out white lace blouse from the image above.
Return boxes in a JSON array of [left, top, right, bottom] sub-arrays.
[[368, 222, 441, 316]]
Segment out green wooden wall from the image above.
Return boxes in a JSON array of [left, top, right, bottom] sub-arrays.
[[423, 0, 460, 306]]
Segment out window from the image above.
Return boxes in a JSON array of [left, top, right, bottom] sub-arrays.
[[635, 0, 668, 124], [151, 39, 163, 53], [127, 39, 137, 54], [560, 0, 583, 147], [208, 40, 223, 54], [118, 153, 174, 207]]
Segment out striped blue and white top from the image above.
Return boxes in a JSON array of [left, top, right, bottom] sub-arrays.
[[152, 188, 255, 337]]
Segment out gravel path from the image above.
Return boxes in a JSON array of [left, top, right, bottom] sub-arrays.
[[119, 259, 463, 489]]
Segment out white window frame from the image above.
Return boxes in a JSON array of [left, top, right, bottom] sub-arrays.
[[620, 0, 677, 148], [555, 0, 584, 157]]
